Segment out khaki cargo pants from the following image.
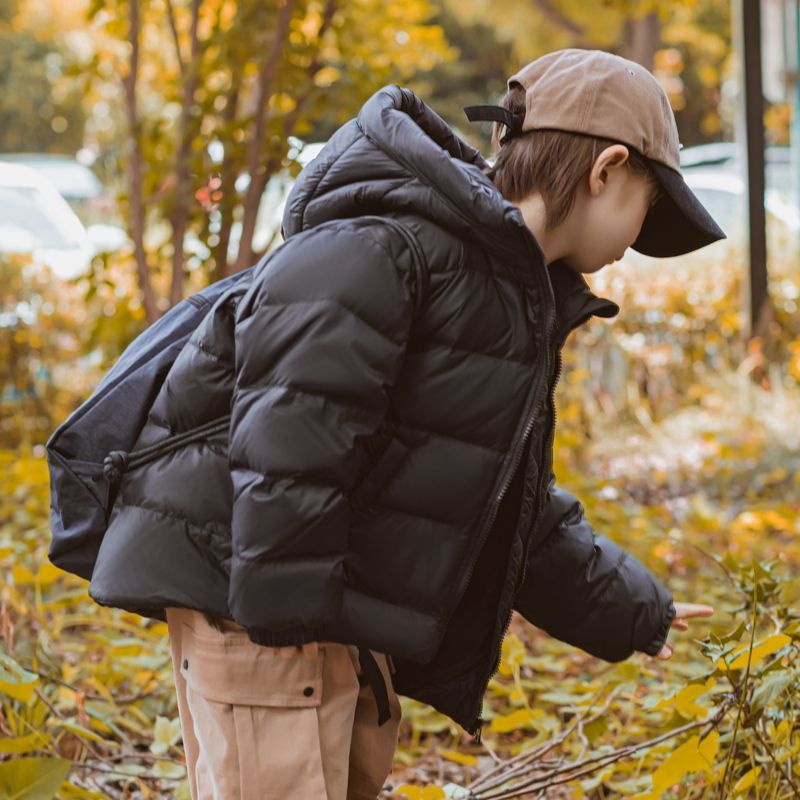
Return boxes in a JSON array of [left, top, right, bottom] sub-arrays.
[[165, 606, 402, 800]]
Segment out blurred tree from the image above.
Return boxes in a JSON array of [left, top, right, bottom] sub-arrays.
[[400, 2, 514, 142], [0, 255, 101, 448], [0, 0, 86, 152], [438, 0, 732, 149], [66, 0, 456, 324]]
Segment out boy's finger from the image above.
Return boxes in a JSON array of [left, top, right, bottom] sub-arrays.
[[673, 603, 714, 619], [656, 643, 673, 660], [671, 619, 689, 631]]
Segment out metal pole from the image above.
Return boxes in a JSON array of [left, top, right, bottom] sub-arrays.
[[737, 0, 770, 339], [793, 0, 800, 215]]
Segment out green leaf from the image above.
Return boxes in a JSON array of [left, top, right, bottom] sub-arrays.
[[0, 757, 71, 800], [0, 732, 50, 754], [0, 653, 40, 703], [750, 669, 793, 716]]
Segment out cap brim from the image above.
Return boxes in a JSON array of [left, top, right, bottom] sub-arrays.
[[631, 160, 728, 257]]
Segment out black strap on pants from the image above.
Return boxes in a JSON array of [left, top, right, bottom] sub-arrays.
[[356, 646, 391, 726]]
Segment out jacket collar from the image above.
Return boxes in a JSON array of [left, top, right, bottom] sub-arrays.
[[547, 260, 620, 344]]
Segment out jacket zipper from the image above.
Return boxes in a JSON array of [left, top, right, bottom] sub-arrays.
[[462, 311, 556, 741], [465, 320, 575, 742], [464, 368, 554, 743], [508, 308, 609, 598]]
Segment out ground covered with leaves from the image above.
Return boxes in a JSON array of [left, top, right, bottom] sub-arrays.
[[2, 247, 800, 798]]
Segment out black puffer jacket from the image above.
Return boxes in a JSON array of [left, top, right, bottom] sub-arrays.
[[88, 84, 675, 739]]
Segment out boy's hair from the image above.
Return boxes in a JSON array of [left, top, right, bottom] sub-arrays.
[[483, 83, 664, 232]]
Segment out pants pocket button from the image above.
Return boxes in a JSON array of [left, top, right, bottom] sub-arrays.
[[303, 686, 314, 697]]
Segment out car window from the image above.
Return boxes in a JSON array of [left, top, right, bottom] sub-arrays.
[[688, 187, 742, 234], [0, 186, 83, 251]]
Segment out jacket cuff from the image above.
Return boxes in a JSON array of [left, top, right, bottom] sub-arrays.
[[639, 599, 676, 657]]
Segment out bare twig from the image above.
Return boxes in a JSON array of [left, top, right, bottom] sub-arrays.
[[165, 0, 185, 77], [718, 566, 758, 798], [472, 708, 726, 799], [468, 685, 615, 795], [753, 723, 800, 797]]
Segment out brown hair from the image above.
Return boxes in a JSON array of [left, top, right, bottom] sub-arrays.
[[483, 84, 664, 232]]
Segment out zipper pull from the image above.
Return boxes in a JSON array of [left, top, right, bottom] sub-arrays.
[[474, 719, 484, 744]]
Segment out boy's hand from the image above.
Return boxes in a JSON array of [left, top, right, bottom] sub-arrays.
[[655, 602, 714, 660]]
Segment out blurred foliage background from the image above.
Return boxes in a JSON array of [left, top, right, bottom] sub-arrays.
[[2, 0, 800, 796]]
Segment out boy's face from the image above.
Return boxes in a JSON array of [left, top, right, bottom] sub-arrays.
[[561, 145, 660, 274]]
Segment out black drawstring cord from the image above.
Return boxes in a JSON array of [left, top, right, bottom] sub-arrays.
[[93, 415, 233, 485], [357, 646, 391, 726]]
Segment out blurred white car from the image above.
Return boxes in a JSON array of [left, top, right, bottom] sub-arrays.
[[0, 163, 127, 280], [619, 156, 799, 272], [682, 169, 798, 239], [0, 152, 119, 227]]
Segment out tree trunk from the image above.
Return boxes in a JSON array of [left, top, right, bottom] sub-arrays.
[[168, 0, 203, 309], [623, 11, 661, 72], [123, 0, 158, 324], [233, 0, 297, 274]]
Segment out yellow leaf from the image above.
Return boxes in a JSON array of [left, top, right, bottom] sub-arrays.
[[0, 731, 50, 753], [313, 66, 341, 88], [650, 732, 719, 793], [489, 708, 537, 734], [150, 715, 182, 756], [508, 687, 525, 704], [35, 561, 64, 586], [436, 747, 478, 766], [393, 785, 421, 800], [88, 717, 113, 735], [648, 678, 716, 720], [718, 633, 791, 671], [733, 766, 761, 793], [12, 564, 36, 585], [49, 719, 108, 744], [498, 634, 525, 677], [0, 653, 40, 702]]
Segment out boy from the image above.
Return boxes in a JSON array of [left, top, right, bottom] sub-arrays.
[[87, 48, 722, 798]]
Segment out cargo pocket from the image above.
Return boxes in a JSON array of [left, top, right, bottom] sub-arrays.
[[179, 621, 324, 706], [178, 622, 328, 800]]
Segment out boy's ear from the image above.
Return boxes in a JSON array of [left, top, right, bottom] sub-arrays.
[[589, 144, 630, 197]]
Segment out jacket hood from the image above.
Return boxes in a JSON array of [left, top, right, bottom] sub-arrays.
[[281, 84, 546, 267], [281, 83, 619, 323]]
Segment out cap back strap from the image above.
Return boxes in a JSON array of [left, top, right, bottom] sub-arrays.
[[463, 104, 525, 141]]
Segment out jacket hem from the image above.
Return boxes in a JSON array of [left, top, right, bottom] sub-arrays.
[[245, 625, 331, 647]]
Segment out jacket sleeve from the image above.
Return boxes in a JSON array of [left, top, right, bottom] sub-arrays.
[[227, 222, 417, 632], [513, 473, 676, 662]]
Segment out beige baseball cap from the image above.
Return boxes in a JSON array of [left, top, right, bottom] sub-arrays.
[[464, 48, 727, 257]]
